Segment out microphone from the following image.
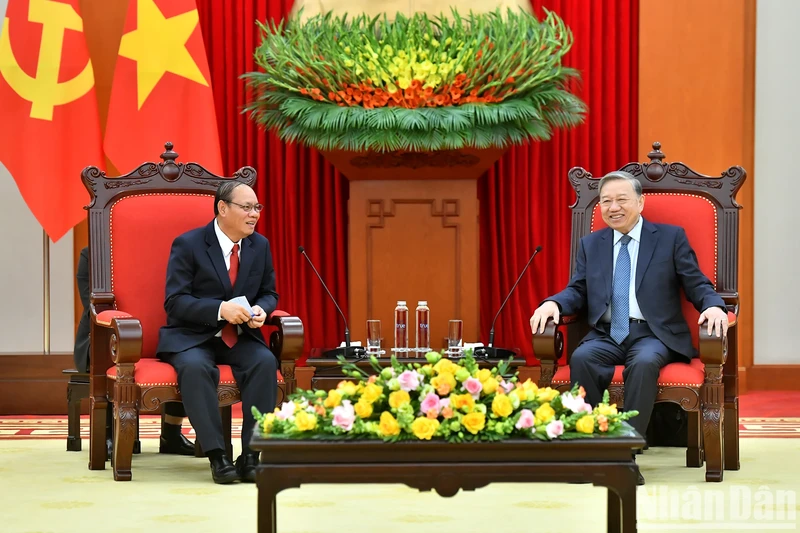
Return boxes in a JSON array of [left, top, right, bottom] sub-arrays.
[[298, 246, 365, 359], [479, 246, 543, 359]]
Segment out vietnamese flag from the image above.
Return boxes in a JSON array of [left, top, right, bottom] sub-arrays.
[[0, 0, 104, 242], [104, 0, 222, 175]]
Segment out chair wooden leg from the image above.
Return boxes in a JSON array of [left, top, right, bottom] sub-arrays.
[[222, 405, 233, 459], [88, 396, 108, 470], [111, 374, 138, 481], [194, 439, 204, 458], [724, 398, 740, 471], [686, 410, 703, 468], [133, 412, 141, 455], [702, 371, 724, 482], [66, 381, 82, 452]]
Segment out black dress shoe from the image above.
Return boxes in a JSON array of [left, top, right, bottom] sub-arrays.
[[235, 452, 259, 483], [159, 433, 196, 456], [210, 455, 239, 484]]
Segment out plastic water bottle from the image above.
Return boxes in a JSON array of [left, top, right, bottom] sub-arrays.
[[415, 301, 430, 356], [394, 300, 409, 353]]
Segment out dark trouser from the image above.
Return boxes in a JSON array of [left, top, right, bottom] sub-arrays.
[[163, 402, 186, 418], [160, 335, 277, 455], [569, 321, 681, 438]]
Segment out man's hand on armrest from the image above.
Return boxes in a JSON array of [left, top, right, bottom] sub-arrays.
[[698, 306, 730, 338], [530, 300, 561, 334]]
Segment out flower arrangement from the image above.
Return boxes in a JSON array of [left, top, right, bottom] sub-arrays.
[[243, 8, 586, 153], [253, 350, 638, 442]]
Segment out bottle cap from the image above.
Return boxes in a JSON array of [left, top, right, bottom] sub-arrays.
[[397, 300, 406, 306], [418, 301, 427, 306]]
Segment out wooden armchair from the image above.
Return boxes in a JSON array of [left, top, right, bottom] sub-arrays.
[[532, 142, 744, 482], [82, 143, 304, 481]]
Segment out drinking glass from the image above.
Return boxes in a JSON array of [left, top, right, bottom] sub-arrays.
[[366, 320, 382, 355], [447, 320, 463, 356]]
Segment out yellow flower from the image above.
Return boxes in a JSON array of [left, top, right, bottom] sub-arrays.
[[482, 377, 499, 396], [462, 412, 486, 434], [510, 388, 527, 405], [430, 372, 456, 396], [492, 394, 513, 418], [379, 412, 401, 437], [477, 369, 492, 383], [294, 410, 317, 432], [536, 387, 559, 403], [535, 402, 556, 425], [337, 380, 358, 397], [449, 393, 475, 412], [433, 358, 459, 376], [389, 390, 411, 409], [596, 403, 618, 416], [576, 415, 595, 434], [411, 417, 440, 440], [397, 76, 411, 90], [361, 383, 383, 404], [261, 413, 276, 433], [324, 389, 342, 408], [354, 400, 373, 419]]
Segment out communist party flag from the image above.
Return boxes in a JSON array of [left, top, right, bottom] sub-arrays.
[[0, 0, 104, 242], [103, 0, 223, 175]]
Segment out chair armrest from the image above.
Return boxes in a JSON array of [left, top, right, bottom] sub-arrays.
[[531, 316, 571, 362], [90, 300, 143, 366], [698, 311, 738, 366], [264, 311, 304, 362]]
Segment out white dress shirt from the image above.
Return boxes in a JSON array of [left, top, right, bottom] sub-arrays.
[[601, 215, 645, 322], [215, 219, 242, 332]]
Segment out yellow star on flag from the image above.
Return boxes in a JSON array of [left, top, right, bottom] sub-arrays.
[[118, 0, 208, 109]]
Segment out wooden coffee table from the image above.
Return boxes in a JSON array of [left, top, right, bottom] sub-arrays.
[[251, 425, 645, 533]]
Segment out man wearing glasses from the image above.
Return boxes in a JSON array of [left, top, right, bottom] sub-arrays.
[[156, 181, 279, 484]]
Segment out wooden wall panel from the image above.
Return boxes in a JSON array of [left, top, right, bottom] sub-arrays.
[[349, 180, 479, 351], [0, 353, 75, 414], [638, 0, 757, 389]]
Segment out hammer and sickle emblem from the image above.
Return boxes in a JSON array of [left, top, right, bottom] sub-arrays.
[[0, 0, 95, 121]]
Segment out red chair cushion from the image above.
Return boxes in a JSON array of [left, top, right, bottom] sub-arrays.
[[106, 358, 284, 386], [551, 357, 705, 387], [591, 193, 718, 350]]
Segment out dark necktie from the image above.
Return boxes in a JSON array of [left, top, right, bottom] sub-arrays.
[[221, 243, 240, 348], [610, 235, 632, 345]]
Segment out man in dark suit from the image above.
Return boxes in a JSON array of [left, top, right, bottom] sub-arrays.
[[74, 247, 195, 456], [157, 181, 279, 484], [530, 171, 729, 484]]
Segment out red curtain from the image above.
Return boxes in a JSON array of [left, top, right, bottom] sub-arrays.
[[195, 0, 639, 362]]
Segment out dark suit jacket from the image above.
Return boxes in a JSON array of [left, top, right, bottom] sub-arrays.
[[547, 219, 725, 360], [156, 221, 279, 356], [73, 246, 90, 372]]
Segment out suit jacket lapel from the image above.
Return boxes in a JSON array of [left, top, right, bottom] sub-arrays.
[[599, 228, 614, 301], [205, 222, 233, 297], [232, 237, 254, 295], [635, 219, 658, 293]]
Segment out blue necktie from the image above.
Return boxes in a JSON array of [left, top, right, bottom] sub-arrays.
[[610, 235, 632, 345]]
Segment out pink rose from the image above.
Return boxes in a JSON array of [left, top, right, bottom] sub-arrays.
[[276, 401, 296, 420], [332, 400, 355, 431], [515, 409, 534, 429], [420, 392, 441, 416], [561, 393, 592, 414], [463, 377, 483, 398], [499, 380, 515, 394], [397, 370, 421, 392], [439, 397, 450, 410], [546, 420, 564, 439]]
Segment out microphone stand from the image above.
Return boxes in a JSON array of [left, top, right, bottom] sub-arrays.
[[299, 246, 367, 360], [476, 246, 542, 360]]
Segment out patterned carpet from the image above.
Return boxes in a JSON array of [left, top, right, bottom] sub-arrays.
[[2, 415, 799, 439]]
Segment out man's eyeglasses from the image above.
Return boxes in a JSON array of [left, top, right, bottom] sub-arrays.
[[227, 201, 264, 213]]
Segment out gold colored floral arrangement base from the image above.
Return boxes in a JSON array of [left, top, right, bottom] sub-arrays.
[[254, 351, 638, 442]]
